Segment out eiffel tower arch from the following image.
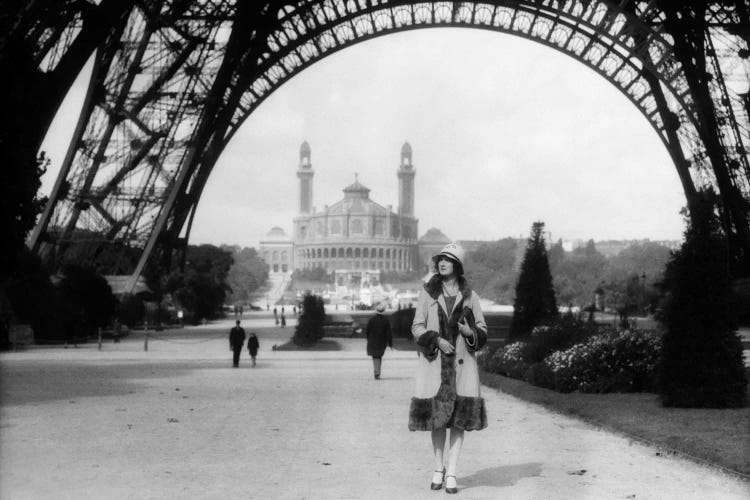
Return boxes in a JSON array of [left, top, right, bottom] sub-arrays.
[[11, 1, 750, 292]]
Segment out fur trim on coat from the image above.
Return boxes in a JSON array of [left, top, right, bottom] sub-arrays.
[[416, 330, 440, 360], [452, 395, 488, 430], [408, 395, 487, 431]]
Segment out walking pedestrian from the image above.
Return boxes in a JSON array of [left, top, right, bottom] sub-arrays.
[[408, 243, 488, 494], [273, 307, 278, 326], [366, 302, 392, 379], [229, 320, 246, 368], [280, 310, 286, 328], [246, 331, 259, 367]]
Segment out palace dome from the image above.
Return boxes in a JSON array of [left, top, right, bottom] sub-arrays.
[[419, 227, 451, 244], [326, 177, 389, 215], [263, 226, 290, 242]]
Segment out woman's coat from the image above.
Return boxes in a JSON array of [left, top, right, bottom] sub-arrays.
[[247, 335, 259, 356], [408, 275, 488, 431]]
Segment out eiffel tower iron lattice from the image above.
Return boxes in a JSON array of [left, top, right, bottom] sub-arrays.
[[6, 0, 750, 292]]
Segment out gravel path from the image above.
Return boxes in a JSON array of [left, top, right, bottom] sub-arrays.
[[1, 318, 748, 499]]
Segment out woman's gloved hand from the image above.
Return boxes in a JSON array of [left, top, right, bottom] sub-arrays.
[[458, 319, 474, 338]]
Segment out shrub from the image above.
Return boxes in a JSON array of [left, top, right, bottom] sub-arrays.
[[476, 346, 496, 371], [294, 293, 325, 346], [3, 248, 61, 344], [487, 316, 604, 376], [523, 362, 556, 389], [57, 264, 116, 339], [117, 294, 145, 328], [489, 341, 537, 378], [544, 329, 662, 393], [486, 319, 662, 394], [528, 316, 605, 361]]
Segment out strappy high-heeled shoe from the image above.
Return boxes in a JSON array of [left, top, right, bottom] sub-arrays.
[[445, 475, 458, 494], [430, 468, 445, 490]]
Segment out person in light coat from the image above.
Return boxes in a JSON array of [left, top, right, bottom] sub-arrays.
[[408, 243, 487, 494]]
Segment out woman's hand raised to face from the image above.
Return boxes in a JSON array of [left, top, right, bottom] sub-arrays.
[[438, 337, 454, 355]]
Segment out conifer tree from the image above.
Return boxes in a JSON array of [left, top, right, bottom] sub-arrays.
[[511, 221, 558, 339], [658, 199, 747, 407], [293, 293, 325, 346]]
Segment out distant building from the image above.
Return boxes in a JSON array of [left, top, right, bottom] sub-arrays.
[[259, 226, 293, 274], [261, 142, 422, 295]]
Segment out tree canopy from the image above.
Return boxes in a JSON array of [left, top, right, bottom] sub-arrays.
[[164, 244, 233, 322], [222, 245, 269, 304], [465, 238, 518, 305]]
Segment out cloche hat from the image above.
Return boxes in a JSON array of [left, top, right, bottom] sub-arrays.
[[432, 243, 466, 268]]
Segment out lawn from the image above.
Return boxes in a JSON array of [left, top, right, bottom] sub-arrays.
[[479, 368, 750, 479]]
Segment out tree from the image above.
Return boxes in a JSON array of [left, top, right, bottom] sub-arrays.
[[564, 240, 608, 306], [465, 238, 518, 304], [547, 238, 566, 271], [293, 293, 325, 346], [163, 244, 233, 323], [657, 199, 747, 408], [58, 265, 117, 338], [0, 152, 50, 347], [511, 222, 558, 339], [1, 248, 59, 346], [604, 241, 671, 316], [1, 147, 49, 283], [223, 246, 269, 304]]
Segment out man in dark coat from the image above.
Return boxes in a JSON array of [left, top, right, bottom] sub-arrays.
[[229, 320, 246, 368], [366, 302, 393, 379]]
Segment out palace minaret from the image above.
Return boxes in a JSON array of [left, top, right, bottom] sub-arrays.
[[397, 142, 415, 217], [297, 141, 314, 214]]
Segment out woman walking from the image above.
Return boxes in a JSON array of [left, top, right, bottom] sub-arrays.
[[408, 243, 488, 494]]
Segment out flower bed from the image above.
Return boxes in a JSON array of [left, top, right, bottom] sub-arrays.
[[544, 329, 662, 393], [480, 321, 663, 394]]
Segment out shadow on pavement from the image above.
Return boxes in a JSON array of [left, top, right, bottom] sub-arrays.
[[460, 462, 544, 490]]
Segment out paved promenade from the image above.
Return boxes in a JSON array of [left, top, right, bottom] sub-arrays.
[[1, 318, 748, 499]]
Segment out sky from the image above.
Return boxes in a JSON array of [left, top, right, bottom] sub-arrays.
[[41, 28, 688, 250]]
